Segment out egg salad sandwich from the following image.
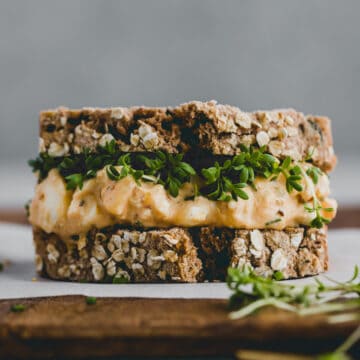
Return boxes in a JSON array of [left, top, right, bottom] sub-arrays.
[[28, 101, 337, 282]]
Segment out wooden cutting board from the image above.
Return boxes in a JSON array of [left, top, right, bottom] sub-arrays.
[[0, 296, 359, 358], [0, 208, 359, 358]]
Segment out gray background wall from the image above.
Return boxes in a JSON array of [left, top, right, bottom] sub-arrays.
[[0, 0, 359, 163]]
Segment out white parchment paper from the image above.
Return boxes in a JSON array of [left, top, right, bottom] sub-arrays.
[[0, 223, 359, 300]]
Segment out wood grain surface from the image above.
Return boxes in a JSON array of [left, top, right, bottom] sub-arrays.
[[0, 208, 359, 358], [0, 296, 359, 358]]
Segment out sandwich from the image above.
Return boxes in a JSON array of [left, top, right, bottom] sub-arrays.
[[28, 100, 337, 282]]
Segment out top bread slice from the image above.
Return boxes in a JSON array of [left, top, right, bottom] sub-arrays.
[[39, 100, 336, 172]]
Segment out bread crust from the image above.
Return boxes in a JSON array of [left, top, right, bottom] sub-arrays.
[[38, 101, 336, 172], [33, 225, 328, 283]]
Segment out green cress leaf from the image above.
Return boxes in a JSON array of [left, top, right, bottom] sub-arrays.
[[168, 178, 180, 197], [85, 296, 97, 305], [273, 271, 285, 281], [311, 216, 330, 229], [106, 165, 121, 181], [239, 167, 249, 183], [138, 151, 195, 197], [200, 145, 277, 201], [282, 156, 291, 169], [11, 304, 26, 312], [306, 166, 323, 185], [202, 166, 220, 184], [103, 139, 117, 154], [272, 156, 303, 193], [65, 173, 84, 190], [112, 275, 129, 284]]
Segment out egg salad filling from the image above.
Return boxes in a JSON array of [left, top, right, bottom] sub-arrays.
[[29, 164, 337, 242]]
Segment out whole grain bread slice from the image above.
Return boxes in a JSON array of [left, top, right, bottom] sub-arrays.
[[33, 225, 328, 283], [38, 101, 336, 172]]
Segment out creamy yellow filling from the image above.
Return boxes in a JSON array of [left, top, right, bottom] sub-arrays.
[[29, 166, 337, 241]]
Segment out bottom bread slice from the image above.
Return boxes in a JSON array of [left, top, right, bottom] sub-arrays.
[[33, 226, 328, 283]]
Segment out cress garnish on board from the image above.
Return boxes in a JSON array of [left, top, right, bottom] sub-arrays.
[[227, 265, 360, 359]]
